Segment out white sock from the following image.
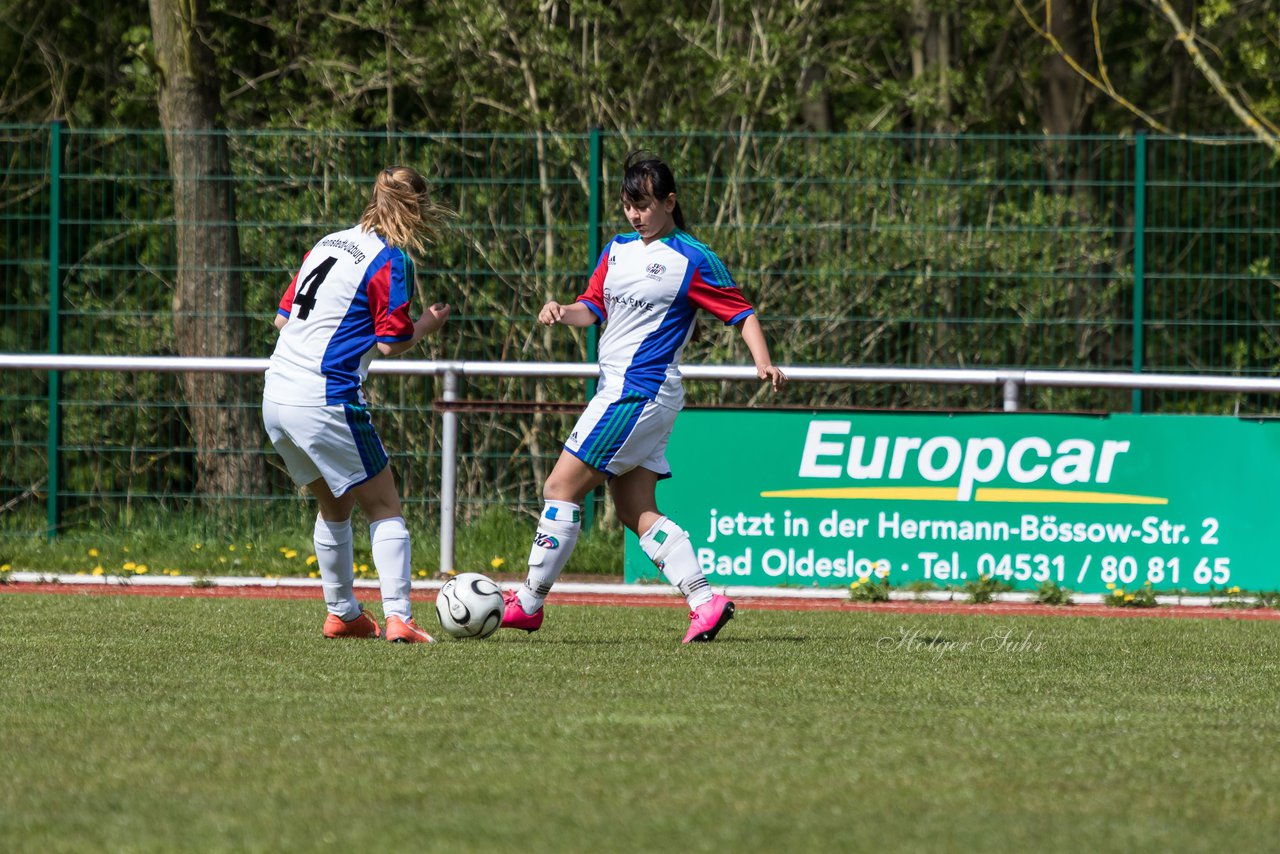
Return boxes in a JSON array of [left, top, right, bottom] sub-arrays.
[[518, 500, 581, 613], [370, 516, 412, 622], [314, 515, 360, 621], [640, 517, 713, 609]]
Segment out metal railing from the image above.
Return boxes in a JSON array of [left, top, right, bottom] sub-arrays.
[[8, 353, 1280, 572]]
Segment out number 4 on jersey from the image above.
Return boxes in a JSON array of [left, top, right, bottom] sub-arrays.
[[293, 256, 338, 321]]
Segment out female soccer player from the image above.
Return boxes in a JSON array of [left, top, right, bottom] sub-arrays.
[[502, 151, 787, 643], [263, 165, 451, 644]]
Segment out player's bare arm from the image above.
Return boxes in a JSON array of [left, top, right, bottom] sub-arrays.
[[378, 303, 450, 356], [539, 300, 597, 327], [736, 313, 787, 392]]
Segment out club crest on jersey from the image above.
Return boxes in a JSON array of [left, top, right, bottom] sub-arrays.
[[534, 533, 560, 550], [645, 262, 667, 280]]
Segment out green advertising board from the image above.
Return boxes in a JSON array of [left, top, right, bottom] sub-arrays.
[[624, 411, 1280, 594]]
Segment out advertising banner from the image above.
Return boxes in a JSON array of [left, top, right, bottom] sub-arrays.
[[623, 411, 1280, 594]]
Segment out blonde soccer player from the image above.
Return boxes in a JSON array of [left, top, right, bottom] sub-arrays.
[[502, 151, 787, 643], [263, 165, 451, 644]]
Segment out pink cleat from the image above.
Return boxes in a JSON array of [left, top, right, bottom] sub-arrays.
[[683, 594, 736, 644], [500, 590, 544, 633]]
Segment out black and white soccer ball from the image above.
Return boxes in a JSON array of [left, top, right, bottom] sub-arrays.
[[435, 572, 505, 639]]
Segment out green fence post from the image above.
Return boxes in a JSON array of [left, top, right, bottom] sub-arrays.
[[584, 127, 602, 531], [46, 120, 64, 539], [586, 127, 601, 382], [1132, 131, 1146, 414]]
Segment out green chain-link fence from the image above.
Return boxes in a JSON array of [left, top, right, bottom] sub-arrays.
[[1, 126, 1277, 540]]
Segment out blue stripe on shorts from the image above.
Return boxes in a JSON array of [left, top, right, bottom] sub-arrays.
[[580, 393, 647, 471], [343, 403, 388, 479]]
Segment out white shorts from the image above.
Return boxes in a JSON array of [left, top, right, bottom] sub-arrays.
[[563, 389, 677, 479], [262, 399, 389, 497]]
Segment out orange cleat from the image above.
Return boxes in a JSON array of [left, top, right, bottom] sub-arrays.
[[385, 615, 436, 644], [323, 609, 382, 639]]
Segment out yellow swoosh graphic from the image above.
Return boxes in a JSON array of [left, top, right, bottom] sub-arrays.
[[759, 486, 1167, 505]]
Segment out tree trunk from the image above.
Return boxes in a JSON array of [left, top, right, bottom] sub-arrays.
[[1039, 0, 1091, 137], [149, 0, 265, 499]]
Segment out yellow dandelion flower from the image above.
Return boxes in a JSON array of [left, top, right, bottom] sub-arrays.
[[284, 550, 298, 559], [122, 546, 129, 553], [218, 556, 228, 564], [305, 555, 318, 566], [490, 556, 506, 569], [191, 543, 203, 552], [244, 543, 253, 551], [0, 563, 11, 572], [1113, 589, 1124, 597], [92, 566, 104, 576], [358, 563, 368, 573], [228, 544, 236, 552], [123, 561, 137, 571], [1230, 586, 1241, 594], [1106, 582, 1116, 590], [308, 571, 318, 579], [135, 565, 148, 575], [279, 547, 289, 554], [1125, 594, 1135, 602], [87, 548, 99, 557]]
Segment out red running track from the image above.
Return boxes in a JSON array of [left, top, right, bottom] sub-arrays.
[[4, 581, 1280, 621]]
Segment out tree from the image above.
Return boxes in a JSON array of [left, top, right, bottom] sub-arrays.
[[148, 0, 265, 499]]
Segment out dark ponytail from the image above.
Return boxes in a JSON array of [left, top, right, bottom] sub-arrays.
[[622, 150, 685, 230]]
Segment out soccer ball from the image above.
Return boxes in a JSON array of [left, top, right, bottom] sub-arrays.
[[435, 572, 505, 639]]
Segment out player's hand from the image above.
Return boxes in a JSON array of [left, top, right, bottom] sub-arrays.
[[418, 303, 450, 336], [539, 301, 566, 325], [758, 364, 787, 393]]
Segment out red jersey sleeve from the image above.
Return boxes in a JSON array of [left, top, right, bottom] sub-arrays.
[[687, 249, 754, 325], [277, 251, 309, 318], [368, 249, 415, 341], [575, 246, 610, 325]]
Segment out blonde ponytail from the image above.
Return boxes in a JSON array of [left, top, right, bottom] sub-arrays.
[[359, 165, 454, 254]]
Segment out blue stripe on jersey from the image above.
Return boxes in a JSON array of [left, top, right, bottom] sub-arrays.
[[668, 230, 737, 288], [623, 282, 697, 398], [390, 248, 413, 310], [620, 236, 709, 398], [320, 245, 394, 404]]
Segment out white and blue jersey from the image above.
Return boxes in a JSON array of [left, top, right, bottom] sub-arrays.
[[577, 229, 754, 412], [264, 225, 415, 406], [563, 229, 754, 477]]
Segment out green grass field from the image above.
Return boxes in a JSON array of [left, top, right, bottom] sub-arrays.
[[3, 593, 1278, 853]]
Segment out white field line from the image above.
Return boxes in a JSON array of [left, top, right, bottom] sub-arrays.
[[6, 571, 1231, 607]]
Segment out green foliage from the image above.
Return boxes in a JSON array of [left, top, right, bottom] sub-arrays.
[[848, 573, 892, 602], [902, 579, 940, 600], [5, 2, 1279, 134], [1105, 582, 1159, 608], [0, 504, 624, 578], [1210, 584, 1254, 609], [963, 573, 1014, 604], [1034, 580, 1075, 606]]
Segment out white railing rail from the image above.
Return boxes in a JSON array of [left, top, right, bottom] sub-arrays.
[[8, 353, 1280, 572]]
